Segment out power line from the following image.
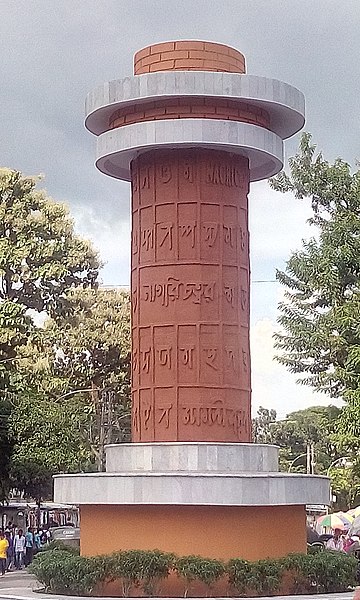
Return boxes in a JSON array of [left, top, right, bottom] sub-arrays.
[[104, 280, 278, 287]]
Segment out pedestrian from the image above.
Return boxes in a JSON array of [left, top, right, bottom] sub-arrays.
[[14, 529, 26, 569], [34, 530, 42, 553], [24, 527, 35, 566], [4, 531, 13, 571], [326, 528, 345, 552], [0, 531, 9, 576]]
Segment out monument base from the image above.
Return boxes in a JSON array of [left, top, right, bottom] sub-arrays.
[[79, 503, 306, 560], [54, 442, 329, 562]]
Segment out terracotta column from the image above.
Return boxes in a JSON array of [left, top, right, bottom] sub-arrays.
[[55, 40, 331, 567], [128, 42, 251, 442]]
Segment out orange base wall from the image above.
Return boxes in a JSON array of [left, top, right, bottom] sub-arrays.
[[80, 504, 306, 561]]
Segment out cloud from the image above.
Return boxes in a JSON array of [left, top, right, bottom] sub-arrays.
[[250, 318, 343, 419], [1, 0, 357, 415]]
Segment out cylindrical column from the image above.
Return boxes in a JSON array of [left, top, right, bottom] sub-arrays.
[[131, 148, 251, 442], [84, 40, 305, 443]]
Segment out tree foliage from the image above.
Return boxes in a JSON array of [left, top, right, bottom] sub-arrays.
[[13, 288, 132, 475], [0, 168, 104, 500], [252, 406, 277, 444], [0, 168, 100, 314], [270, 133, 360, 397], [253, 405, 359, 509], [270, 405, 341, 472], [270, 133, 360, 498]]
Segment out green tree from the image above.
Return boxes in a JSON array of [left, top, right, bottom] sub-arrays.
[[252, 406, 277, 443], [270, 133, 360, 501], [0, 167, 101, 499], [17, 287, 132, 471], [0, 395, 13, 502], [0, 168, 100, 314], [270, 405, 341, 473], [270, 133, 360, 397]]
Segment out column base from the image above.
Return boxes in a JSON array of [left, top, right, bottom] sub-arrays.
[[53, 443, 329, 562]]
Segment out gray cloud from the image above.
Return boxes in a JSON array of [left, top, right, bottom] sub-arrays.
[[2, 0, 357, 412], [1, 0, 359, 215]]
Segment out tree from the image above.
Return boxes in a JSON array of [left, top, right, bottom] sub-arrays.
[[269, 133, 360, 503], [252, 406, 277, 443], [270, 405, 340, 471], [16, 287, 132, 471], [8, 392, 94, 504], [0, 168, 100, 315], [270, 133, 360, 397], [0, 167, 101, 499], [0, 395, 13, 502], [270, 405, 360, 509]]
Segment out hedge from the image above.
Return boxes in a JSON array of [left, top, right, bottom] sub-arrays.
[[30, 545, 358, 597]]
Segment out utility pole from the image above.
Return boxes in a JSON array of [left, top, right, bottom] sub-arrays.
[[306, 443, 311, 474], [311, 443, 316, 475]]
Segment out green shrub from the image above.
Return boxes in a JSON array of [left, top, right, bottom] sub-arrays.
[[282, 553, 314, 594], [29, 547, 358, 597], [226, 558, 254, 595], [39, 540, 80, 555], [228, 558, 284, 596], [283, 552, 357, 594], [175, 555, 225, 597], [30, 550, 107, 595], [306, 551, 357, 593], [109, 549, 175, 597]]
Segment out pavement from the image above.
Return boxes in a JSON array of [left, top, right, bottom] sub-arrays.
[[0, 570, 357, 600]]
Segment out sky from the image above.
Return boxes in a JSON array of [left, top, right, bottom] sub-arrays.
[[1, 0, 359, 418]]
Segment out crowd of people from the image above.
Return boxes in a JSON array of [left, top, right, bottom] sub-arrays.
[[0, 526, 50, 576]]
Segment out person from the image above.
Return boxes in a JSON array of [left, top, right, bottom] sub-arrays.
[[0, 531, 9, 576], [65, 520, 75, 527], [34, 530, 42, 553], [326, 528, 345, 551], [4, 531, 13, 571], [344, 535, 360, 554], [24, 527, 35, 566], [14, 529, 26, 569], [40, 530, 49, 547]]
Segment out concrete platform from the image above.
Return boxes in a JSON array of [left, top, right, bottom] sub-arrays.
[[54, 442, 330, 507]]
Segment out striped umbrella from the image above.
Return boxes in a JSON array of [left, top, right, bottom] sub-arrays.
[[317, 513, 353, 529], [348, 507, 360, 518]]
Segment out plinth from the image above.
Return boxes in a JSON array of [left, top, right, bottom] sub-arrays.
[[54, 41, 329, 566]]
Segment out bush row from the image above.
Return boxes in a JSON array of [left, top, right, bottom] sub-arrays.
[[30, 544, 358, 597]]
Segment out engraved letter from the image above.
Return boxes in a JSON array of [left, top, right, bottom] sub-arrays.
[[179, 346, 194, 369], [241, 287, 247, 311], [132, 407, 140, 433], [179, 222, 196, 248], [158, 404, 173, 428], [203, 223, 218, 247], [239, 226, 246, 250], [225, 347, 236, 372], [183, 162, 194, 183], [142, 349, 152, 373], [144, 406, 152, 429], [223, 225, 234, 248], [224, 285, 235, 308], [157, 346, 172, 369], [203, 348, 219, 371], [132, 230, 139, 255], [159, 164, 172, 183], [141, 227, 154, 251], [159, 222, 173, 250], [140, 167, 150, 189]]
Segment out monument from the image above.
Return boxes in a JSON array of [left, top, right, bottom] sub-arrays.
[[54, 41, 329, 561]]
